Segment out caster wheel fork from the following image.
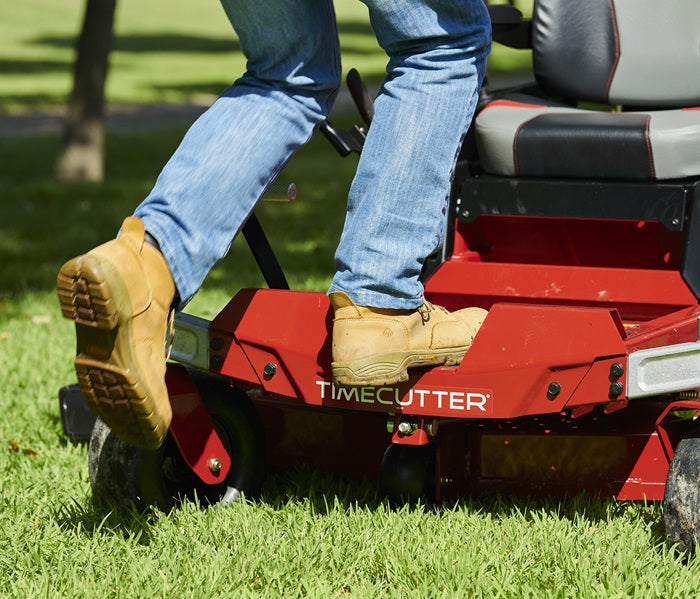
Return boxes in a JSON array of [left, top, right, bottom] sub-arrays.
[[88, 370, 265, 512], [378, 443, 436, 505]]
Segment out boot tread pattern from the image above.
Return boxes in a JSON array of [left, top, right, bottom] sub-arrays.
[[57, 260, 119, 329], [76, 362, 158, 446], [58, 256, 165, 449]]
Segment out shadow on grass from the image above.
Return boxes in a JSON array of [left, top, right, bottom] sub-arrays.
[[149, 81, 233, 98], [52, 462, 668, 557], [34, 22, 376, 55], [259, 467, 385, 513], [34, 33, 241, 55], [0, 58, 70, 75], [0, 93, 72, 113], [36, 25, 382, 54], [54, 496, 157, 545], [0, 123, 356, 306], [267, 464, 660, 517], [337, 19, 375, 38], [261, 466, 669, 552]]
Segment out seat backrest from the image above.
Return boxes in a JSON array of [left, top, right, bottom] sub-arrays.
[[532, 0, 700, 108]]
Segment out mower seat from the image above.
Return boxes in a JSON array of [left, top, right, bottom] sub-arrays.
[[475, 0, 700, 182]]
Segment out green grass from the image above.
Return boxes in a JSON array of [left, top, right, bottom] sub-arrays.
[[2, 1, 699, 596], [2, 126, 700, 598], [0, 0, 384, 112], [0, 0, 531, 114]]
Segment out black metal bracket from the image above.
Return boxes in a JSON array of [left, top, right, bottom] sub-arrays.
[[488, 4, 532, 49], [319, 120, 366, 157], [242, 213, 289, 290], [458, 176, 691, 232], [681, 182, 700, 298]]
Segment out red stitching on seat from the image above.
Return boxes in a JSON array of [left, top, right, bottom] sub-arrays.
[[512, 115, 542, 176], [481, 99, 547, 112]]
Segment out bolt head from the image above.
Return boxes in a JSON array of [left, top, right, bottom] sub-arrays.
[[263, 362, 277, 380], [208, 458, 222, 474], [547, 382, 562, 399], [609, 381, 624, 397], [609, 362, 624, 378], [397, 421, 413, 435]]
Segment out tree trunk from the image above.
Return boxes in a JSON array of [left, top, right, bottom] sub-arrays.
[[55, 0, 117, 182]]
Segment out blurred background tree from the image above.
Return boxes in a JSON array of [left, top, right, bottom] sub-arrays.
[[55, 0, 117, 182], [0, 0, 532, 183]]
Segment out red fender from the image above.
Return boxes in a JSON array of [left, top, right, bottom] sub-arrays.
[[166, 363, 232, 485]]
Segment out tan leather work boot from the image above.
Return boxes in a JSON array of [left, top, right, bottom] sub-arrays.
[[57, 217, 176, 449], [329, 291, 487, 387]]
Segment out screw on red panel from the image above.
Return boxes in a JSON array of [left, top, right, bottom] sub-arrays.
[[609, 381, 624, 397], [609, 362, 624, 378], [397, 417, 418, 436], [547, 382, 561, 400], [263, 362, 277, 380], [208, 458, 222, 475], [398, 421, 415, 435]]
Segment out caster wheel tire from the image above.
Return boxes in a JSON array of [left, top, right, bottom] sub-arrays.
[[378, 443, 435, 504], [88, 369, 265, 512], [664, 420, 700, 553]]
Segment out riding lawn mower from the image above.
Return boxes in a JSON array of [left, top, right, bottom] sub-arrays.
[[59, 0, 700, 553]]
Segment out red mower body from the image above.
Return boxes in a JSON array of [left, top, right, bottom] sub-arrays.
[[64, 1, 700, 553], [167, 209, 700, 502]]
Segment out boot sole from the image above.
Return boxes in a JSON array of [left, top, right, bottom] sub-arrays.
[[57, 255, 164, 449], [331, 346, 469, 387]]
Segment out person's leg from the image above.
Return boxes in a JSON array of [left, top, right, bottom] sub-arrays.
[[330, 0, 491, 309], [58, 0, 341, 448], [329, 0, 491, 386], [136, 0, 341, 306]]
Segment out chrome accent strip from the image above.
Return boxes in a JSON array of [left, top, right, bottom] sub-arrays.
[[627, 320, 700, 398], [169, 312, 210, 370]]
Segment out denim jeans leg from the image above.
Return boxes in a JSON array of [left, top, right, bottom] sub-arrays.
[[329, 0, 491, 309], [133, 0, 341, 305]]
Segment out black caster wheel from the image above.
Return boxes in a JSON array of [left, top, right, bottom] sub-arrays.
[[378, 443, 435, 504], [88, 369, 265, 512], [664, 420, 700, 553]]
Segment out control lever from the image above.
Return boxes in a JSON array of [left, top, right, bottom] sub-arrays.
[[319, 121, 365, 156], [319, 68, 375, 156], [346, 68, 374, 126]]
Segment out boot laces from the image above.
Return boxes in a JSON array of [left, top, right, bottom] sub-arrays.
[[418, 301, 449, 323], [417, 302, 434, 322]]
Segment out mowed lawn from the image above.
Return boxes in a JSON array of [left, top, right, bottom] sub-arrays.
[[1, 1, 699, 597]]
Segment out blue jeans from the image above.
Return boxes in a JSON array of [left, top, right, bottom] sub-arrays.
[[134, 0, 491, 309]]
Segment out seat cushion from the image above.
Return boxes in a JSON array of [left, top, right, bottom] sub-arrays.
[[533, 0, 700, 107], [475, 100, 700, 180]]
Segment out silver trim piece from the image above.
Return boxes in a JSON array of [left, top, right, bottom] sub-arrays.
[[169, 312, 211, 370], [627, 320, 700, 398]]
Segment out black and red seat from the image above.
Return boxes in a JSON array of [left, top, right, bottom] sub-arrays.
[[453, 0, 700, 298], [475, 0, 700, 181]]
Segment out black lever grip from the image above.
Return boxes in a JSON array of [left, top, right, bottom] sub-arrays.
[[346, 68, 374, 126]]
